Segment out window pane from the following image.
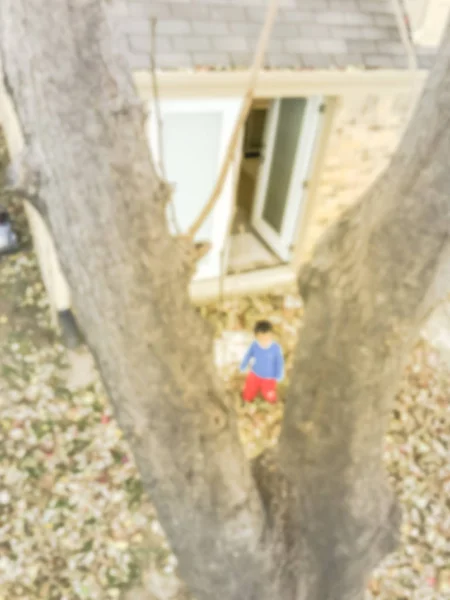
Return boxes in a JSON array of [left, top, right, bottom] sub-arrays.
[[163, 112, 222, 240]]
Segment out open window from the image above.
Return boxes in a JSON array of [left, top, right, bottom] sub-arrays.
[[147, 95, 323, 280], [229, 96, 323, 272]]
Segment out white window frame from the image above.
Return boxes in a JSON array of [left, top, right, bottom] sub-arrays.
[[251, 95, 323, 262], [148, 98, 241, 280]]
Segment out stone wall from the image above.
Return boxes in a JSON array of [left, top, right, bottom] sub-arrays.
[[304, 88, 422, 255]]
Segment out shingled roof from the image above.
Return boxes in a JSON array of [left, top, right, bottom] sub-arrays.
[[110, 0, 434, 71]]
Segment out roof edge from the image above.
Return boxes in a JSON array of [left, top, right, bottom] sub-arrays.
[[133, 68, 428, 99]]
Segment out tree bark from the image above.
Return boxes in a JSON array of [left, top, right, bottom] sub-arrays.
[[1, 2, 449, 600], [0, 3, 266, 599], [277, 23, 450, 599]]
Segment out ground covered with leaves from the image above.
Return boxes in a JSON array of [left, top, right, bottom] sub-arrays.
[[0, 252, 176, 600], [206, 297, 450, 599], [0, 236, 449, 597]]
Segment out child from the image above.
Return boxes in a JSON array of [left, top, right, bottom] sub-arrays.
[[240, 320, 284, 404]]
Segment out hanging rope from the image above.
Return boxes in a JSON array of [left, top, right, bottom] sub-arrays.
[[390, 0, 423, 135], [187, 0, 280, 241]]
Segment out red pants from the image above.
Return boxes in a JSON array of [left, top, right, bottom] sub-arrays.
[[243, 372, 277, 404]]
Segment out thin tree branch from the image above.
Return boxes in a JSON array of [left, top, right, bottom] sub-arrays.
[[149, 17, 180, 235], [391, 0, 418, 70], [187, 0, 280, 240], [219, 129, 244, 304], [390, 0, 425, 140], [149, 18, 165, 178]]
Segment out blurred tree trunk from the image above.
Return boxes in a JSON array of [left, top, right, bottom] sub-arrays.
[[1, 2, 449, 599]]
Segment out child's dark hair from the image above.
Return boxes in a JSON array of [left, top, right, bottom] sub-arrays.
[[254, 320, 273, 335]]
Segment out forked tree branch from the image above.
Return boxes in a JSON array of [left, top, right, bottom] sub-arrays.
[[187, 0, 280, 239], [149, 17, 180, 234]]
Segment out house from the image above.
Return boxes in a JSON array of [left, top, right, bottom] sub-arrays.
[[0, 0, 445, 344]]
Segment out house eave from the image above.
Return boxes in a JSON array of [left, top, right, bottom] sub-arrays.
[[133, 68, 428, 100]]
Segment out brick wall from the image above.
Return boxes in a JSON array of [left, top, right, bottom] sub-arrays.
[[303, 88, 422, 256]]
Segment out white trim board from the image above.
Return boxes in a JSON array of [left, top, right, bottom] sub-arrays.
[[134, 69, 428, 100], [189, 265, 297, 303]]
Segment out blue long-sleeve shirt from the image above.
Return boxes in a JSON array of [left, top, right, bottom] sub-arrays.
[[240, 341, 284, 381]]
